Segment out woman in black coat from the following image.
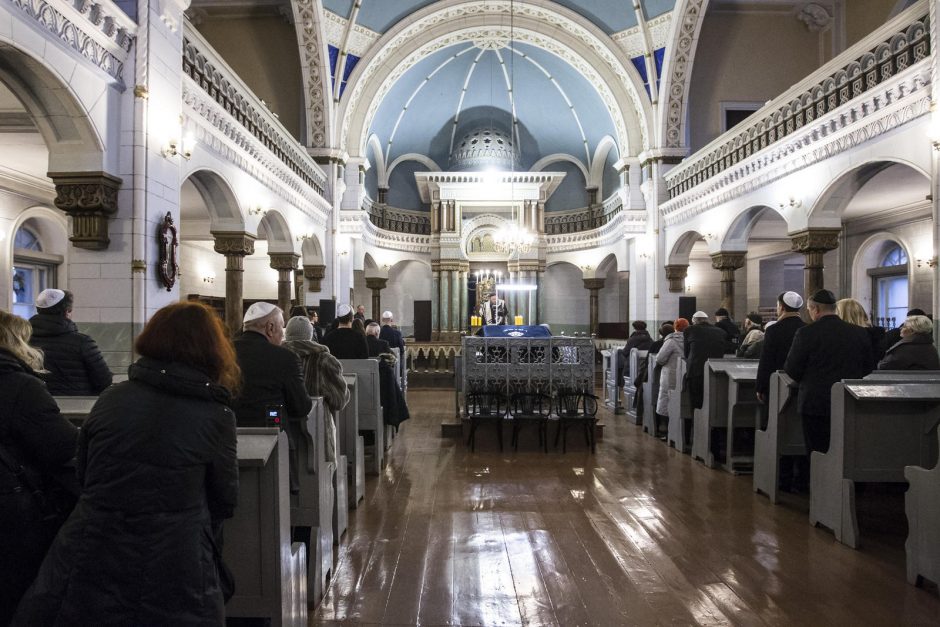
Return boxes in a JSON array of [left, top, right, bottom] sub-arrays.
[[878, 315, 940, 371], [0, 310, 78, 625], [15, 302, 240, 627]]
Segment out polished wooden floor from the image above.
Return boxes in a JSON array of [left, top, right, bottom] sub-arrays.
[[313, 390, 940, 626]]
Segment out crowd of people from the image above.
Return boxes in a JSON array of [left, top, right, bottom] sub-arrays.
[[0, 291, 409, 625], [632, 290, 939, 492]]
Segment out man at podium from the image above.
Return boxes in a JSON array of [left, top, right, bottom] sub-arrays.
[[480, 292, 509, 325]]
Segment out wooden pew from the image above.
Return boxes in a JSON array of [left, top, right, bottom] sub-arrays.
[[623, 348, 648, 425], [691, 359, 757, 469], [54, 396, 97, 427], [667, 359, 692, 453], [642, 354, 661, 437], [602, 348, 624, 414], [289, 398, 334, 606], [340, 359, 385, 475], [753, 371, 805, 503], [904, 428, 940, 587], [722, 363, 760, 473], [338, 373, 364, 509], [810, 381, 940, 548], [226, 428, 307, 626]]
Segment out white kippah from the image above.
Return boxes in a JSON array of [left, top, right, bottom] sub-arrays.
[[336, 303, 353, 317], [36, 289, 66, 309], [692, 310, 708, 319], [382, 310, 394, 319], [782, 291, 803, 309], [243, 301, 278, 324]]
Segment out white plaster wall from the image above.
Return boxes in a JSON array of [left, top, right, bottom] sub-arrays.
[[542, 262, 590, 333], [383, 260, 432, 335]]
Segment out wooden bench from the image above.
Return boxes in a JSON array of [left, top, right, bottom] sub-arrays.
[[905, 428, 940, 587], [722, 363, 760, 473], [602, 347, 624, 414], [623, 348, 648, 425], [667, 359, 692, 453], [691, 359, 757, 469], [642, 354, 661, 437], [289, 398, 335, 606], [54, 396, 97, 427], [810, 381, 940, 548], [753, 371, 805, 503], [226, 428, 307, 626], [340, 359, 385, 475], [339, 373, 364, 508]]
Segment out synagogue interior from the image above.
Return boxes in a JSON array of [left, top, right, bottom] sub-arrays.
[[3, 0, 940, 625]]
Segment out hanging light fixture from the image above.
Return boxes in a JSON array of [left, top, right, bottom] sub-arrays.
[[492, 0, 534, 257]]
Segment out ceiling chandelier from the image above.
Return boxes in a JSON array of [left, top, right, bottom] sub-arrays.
[[491, 0, 534, 257]]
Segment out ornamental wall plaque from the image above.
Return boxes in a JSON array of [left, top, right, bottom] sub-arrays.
[[158, 212, 179, 291]]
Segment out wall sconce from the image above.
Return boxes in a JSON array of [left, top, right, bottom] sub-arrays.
[[202, 272, 216, 284], [296, 233, 311, 242], [779, 197, 802, 210], [337, 248, 349, 256], [579, 264, 593, 272], [702, 233, 717, 241], [248, 206, 268, 217], [163, 133, 195, 160], [916, 256, 938, 268], [686, 283, 693, 292]]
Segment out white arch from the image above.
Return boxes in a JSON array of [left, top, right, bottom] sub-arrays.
[[301, 234, 324, 265], [658, 0, 710, 149], [850, 232, 915, 317], [338, 0, 652, 158], [258, 211, 296, 254], [589, 136, 618, 192], [182, 168, 247, 229], [668, 230, 705, 266], [385, 153, 441, 186], [5, 205, 69, 311], [367, 134, 387, 185], [530, 153, 589, 181]]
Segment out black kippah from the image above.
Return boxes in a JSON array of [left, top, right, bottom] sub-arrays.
[[810, 289, 836, 305]]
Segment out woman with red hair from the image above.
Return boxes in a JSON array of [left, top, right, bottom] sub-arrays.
[[16, 302, 240, 626], [653, 318, 690, 435]]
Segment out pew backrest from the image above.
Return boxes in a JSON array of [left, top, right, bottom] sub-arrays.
[[339, 359, 384, 474], [54, 396, 97, 427]]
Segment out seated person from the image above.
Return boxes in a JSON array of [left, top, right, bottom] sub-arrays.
[[877, 315, 940, 370], [322, 304, 369, 359], [365, 322, 393, 358], [736, 312, 765, 358]]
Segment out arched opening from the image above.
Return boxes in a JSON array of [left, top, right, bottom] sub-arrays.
[[9, 213, 67, 318]]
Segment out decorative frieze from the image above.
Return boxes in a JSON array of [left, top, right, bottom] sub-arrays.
[[50, 171, 122, 250], [292, 0, 330, 148]]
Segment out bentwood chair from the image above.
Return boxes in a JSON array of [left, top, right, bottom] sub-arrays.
[[509, 392, 552, 452], [554, 389, 599, 453], [466, 388, 507, 452]]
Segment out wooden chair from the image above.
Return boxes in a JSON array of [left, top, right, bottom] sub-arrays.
[[554, 390, 599, 453], [508, 392, 552, 452], [466, 389, 508, 452]]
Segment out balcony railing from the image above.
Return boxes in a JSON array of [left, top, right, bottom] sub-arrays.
[[182, 26, 327, 196], [363, 200, 431, 235], [665, 1, 930, 200], [544, 195, 623, 235]]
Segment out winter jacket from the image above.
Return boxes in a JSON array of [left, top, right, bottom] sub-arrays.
[[14, 357, 238, 626], [755, 316, 805, 397], [378, 353, 409, 429], [233, 331, 313, 426], [29, 313, 112, 396], [322, 327, 369, 360], [366, 335, 392, 358], [0, 350, 78, 625], [736, 329, 764, 358], [877, 333, 940, 371], [655, 332, 684, 416], [379, 324, 406, 376]]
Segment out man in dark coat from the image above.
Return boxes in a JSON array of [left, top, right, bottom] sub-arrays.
[[714, 307, 740, 354], [617, 321, 653, 384], [755, 291, 806, 402], [684, 311, 727, 409], [365, 322, 392, 357], [785, 289, 874, 455], [323, 304, 369, 359], [380, 310, 407, 376], [29, 289, 112, 395]]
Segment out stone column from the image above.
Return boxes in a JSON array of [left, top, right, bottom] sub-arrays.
[[431, 265, 440, 339], [440, 270, 450, 339], [710, 252, 746, 317], [790, 228, 841, 298], [365, 276, 387, 320], [49, 172, 122, 250], [664, 264, 689, 293], [270, 253, 299, 315], [293, 269, 303, 305], [583, 278, 606, 335], [449, 269, 460, 333], [303, 264, 326, 292], [213, 233, 256, 336], [459, 270, 468, 332]]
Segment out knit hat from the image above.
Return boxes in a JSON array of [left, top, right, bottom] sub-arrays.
[[36, 289, 65, 309], [243, 302, 278, 323], [285, 316, 313, 341]]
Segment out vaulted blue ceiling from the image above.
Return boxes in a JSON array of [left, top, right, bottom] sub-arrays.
[[321, 0, 677, 37]]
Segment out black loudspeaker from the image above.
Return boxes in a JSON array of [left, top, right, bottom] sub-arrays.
[[414, 300, 432, 341], [678, 296, 697, 322], [319, 299, 336, 325]]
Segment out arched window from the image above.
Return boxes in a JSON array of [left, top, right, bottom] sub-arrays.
[[868, 242, 908, 328], [12, 222, 61, 319], [880, 245, 908, 267]]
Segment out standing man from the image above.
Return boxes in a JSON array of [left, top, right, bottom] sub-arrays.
[[784, 289, 873, 455], [756, 291, 805, 403], [322, 304, 369, 359], [29, 288, 112, 395], [714, 308, 740, 354], [480, 293, 509, 325], [354, 305, 366, 322], [684, 311, 727, 409], [380, 310, 406, 377]]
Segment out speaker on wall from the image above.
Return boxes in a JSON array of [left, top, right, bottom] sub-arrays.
[[678, 296, 697, 322], [414, 300, 432, 341], [319, 299, 336, 325]]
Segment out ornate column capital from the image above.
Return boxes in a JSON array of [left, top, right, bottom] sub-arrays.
[[664, 264, 689, 293], [710, 251, 747, 272], [303, 264, 326, 292], [269, 253, 300, 272], [789, 228, 841, 256], [583, 278, 606, 291], [49, 171, 122, 250], [365, 276, 388, 291], [213, 232, 256, 256]]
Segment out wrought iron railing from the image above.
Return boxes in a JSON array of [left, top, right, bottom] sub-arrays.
[[182, 28, 327, 196], [665, 3, 929, 199], [364, 200, 431, 235], [544, 195, 623, 235]]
